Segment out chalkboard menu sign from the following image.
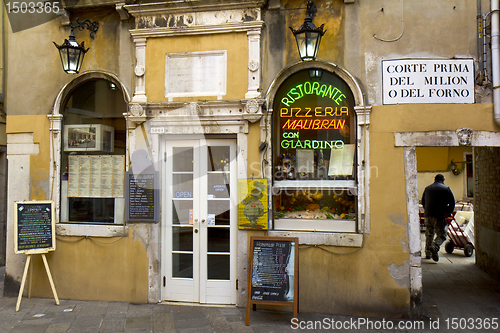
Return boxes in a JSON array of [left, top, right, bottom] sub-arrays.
[[246, 236, 298, 325], [125, 171, 159, 222], [14, 201, 55, 254]]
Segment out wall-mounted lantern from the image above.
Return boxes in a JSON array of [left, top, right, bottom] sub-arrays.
[[53, 18, 99, 74], [448, 159, 462, 175], [289, 0, 326, 61]]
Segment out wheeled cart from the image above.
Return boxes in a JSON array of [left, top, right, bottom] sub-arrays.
[[445, 211, 475, 257]]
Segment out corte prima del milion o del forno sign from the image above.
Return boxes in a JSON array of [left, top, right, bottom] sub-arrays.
[[382, 59, 474, 104]]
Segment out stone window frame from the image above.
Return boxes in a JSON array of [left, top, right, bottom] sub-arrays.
[[48, 71, 132, 238]]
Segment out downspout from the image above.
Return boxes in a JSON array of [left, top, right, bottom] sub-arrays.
[[492, 0, 500, 126]]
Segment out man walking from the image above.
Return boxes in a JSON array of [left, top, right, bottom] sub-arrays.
[[422, 174, 455, 262]]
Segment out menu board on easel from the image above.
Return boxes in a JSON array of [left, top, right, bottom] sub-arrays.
[[246, 236, 299, 325], [14, 201, 55, 254]]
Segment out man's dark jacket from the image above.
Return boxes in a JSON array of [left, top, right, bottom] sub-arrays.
[[422, 181, 455, 218]]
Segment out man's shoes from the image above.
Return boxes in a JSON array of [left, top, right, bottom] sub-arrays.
[[430, 245, 439, 262]]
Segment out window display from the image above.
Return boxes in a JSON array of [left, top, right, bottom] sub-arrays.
[[272, 69, 357, 231], [60, 79, 127, 224]]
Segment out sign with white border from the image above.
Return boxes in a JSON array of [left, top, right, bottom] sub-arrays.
[[382, 59, 474, 104], [14, 201, 55, 254]]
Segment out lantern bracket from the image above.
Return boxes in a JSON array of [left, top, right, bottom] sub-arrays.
[[70, 18, 99, 40], [289, 0, 325, 36]]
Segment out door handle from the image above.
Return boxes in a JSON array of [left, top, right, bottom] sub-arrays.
[[201, 219, 205, 223], [194, 229, 198, 233]]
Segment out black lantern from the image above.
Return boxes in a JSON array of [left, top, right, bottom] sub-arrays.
[[290, 0, 326, 61], [53, 18, 99, 74]]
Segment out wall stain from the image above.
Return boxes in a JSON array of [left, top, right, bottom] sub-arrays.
[[387, 260, 410, 288], [3, 274, 20, 297], [132, 226, 148, 249], [387, 212, 406, 227]]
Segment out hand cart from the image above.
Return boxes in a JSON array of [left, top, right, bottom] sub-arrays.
[[444, 212, 475, 257]]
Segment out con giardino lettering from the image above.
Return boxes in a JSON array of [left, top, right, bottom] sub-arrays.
[[281, 132, 344, 149], [281, 81, 347, 107]]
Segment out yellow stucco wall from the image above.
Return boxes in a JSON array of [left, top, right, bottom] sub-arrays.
[[7, 115, 51, 200], [6, 115, 149, 302], [146, 33, 248, 102], [29, 231, 148, 302]]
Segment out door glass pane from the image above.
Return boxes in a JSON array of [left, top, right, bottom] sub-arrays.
[[207, 146, 230, 171], [173, 253, 193, 278], [172, 201, 193, 225], [173, 174, 193, 194], [207, 254, 230, 280], [207, 228, 229, 252], [208, 173, 229, 198], [173, 226, 193, 251], [208, 200, 230, 225], [173, 147, 193, 172]]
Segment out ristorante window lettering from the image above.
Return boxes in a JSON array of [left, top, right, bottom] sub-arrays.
[[273, 69, 357, 232]]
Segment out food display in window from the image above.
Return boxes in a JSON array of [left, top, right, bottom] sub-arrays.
[[274, 189, 355, 220]]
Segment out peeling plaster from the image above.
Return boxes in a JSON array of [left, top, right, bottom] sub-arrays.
[[132, 225, 149, 249], [387, 212, 405, 227], [399, 237, 408, 253], [388, 213, 409, 252], [387, 259, 410, 288]]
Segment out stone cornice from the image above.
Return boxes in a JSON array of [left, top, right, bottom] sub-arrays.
[[127, 99, 264, 123], [124, 0, 267, 16], [130, 21, 264, 38]]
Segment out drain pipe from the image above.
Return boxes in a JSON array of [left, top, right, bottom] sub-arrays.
[[492, 0, 500, 126]]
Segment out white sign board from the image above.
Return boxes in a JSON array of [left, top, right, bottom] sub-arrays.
[[382, 59, 474, 104]]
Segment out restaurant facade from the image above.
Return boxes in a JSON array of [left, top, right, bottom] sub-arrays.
[[3, 0, 500, 319]]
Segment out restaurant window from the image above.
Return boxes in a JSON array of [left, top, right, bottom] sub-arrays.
[[60, 79, 127, 224], [272, 69, 357, 232]]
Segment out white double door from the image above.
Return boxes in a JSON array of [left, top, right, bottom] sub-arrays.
[[162, 138, 237, 304]]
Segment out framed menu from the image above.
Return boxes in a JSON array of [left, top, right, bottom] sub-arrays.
[[246, 236, 299, 325], [14, 201, 55, 254], [125, 171, 159, 222]]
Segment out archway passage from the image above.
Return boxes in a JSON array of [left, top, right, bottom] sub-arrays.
[[398, 131, 500, 319]]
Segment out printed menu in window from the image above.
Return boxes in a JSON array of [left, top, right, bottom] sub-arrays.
[[67, 155, 125, 198]]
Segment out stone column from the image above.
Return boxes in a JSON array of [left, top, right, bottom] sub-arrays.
[[132, 37, 147, 103], [245, 30, 261, 99], [4, 133, 39, 296]]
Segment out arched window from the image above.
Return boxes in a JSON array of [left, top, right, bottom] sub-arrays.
[[272, 68, 358, 232], [59, 79, 127, 224]]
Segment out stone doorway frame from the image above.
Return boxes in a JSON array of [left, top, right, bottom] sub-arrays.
[[395, 129, 500, 318]]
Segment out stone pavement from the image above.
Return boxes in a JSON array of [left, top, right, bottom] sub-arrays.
[[0, 244, 499, 333]]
